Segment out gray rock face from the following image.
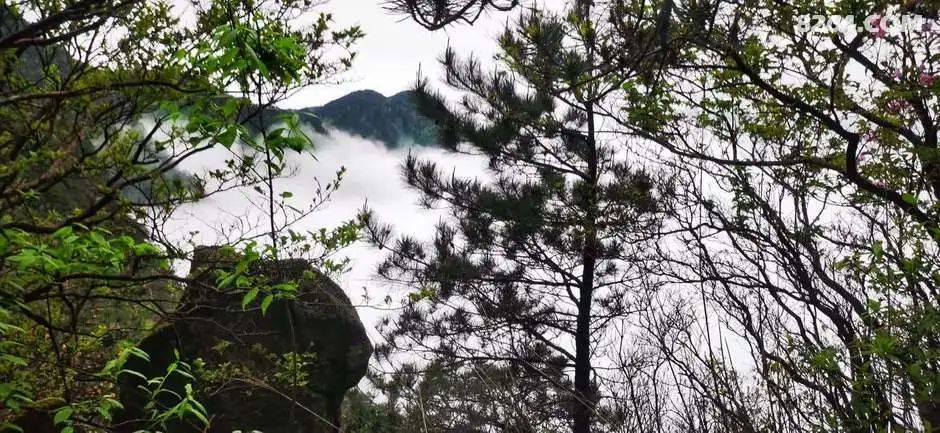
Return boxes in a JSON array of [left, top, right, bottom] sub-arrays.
[[115, 246, 372, 433]]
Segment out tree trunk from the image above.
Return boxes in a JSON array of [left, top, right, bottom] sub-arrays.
[[573, 0, 598, 423], [573, 262, 596, 433]]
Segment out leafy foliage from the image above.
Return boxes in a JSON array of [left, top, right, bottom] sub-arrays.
[[0, 0, 361, 430]]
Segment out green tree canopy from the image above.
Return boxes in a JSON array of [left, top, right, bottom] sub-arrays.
[[0, 0, 361, 431]]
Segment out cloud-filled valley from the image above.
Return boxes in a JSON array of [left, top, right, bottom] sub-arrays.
[[167, 128, 489, 340]]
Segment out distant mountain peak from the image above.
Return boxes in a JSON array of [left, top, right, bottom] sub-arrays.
[[298, 89, 436, 148], [331, 89, 387, 101]]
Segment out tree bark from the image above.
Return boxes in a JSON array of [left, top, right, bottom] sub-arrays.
[[573, 252, 596, 433], [573, 0, 598, 428]]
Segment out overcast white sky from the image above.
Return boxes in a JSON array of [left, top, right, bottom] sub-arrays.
[[280, 0, 508, 109]]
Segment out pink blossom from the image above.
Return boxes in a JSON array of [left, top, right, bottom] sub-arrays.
[[862, 130, 879, 142], [870, 16, 887, 38], [918, 68, 937, 86], [857, 153, 870, 162], [892, 69, 904, 81], [886, 99, 911, 113], [873, 180, 887, 188]]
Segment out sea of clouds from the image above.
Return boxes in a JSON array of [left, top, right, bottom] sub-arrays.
[[165, 128, 489, 342]]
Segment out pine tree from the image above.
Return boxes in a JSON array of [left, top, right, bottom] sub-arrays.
[[364, 3, 668, 432]]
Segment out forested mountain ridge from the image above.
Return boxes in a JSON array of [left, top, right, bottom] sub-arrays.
[[260, 89, 438, 147]]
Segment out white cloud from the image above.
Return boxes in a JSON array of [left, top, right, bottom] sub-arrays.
[[166, 129, 489, 341]]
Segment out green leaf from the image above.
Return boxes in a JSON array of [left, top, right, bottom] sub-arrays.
[[189, 397, 208, 417], [902, 193, 919, 205], [52, 226, 74, 239], [217, 127, 238, 148], [128, 347, 151, 362], [218, 272, 237, 289], [261, 294, 274, 314], [89, 231, 107, 246], [189, 406, 209, 426], [0, 423, 24, 433], [53, 407, 73, 425], [97, 406, 112, 421], [2, 354, 27, 366], [265, 127, 286, 142], [119, 369, 148, 381], [242, 288, 260, 309], [132, 242, 159, 256]]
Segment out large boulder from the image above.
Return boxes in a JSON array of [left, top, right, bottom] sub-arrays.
[[114, 246, 372, 433]]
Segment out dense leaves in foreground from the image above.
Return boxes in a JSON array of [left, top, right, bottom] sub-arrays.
[[0, 0, 360, 431]]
